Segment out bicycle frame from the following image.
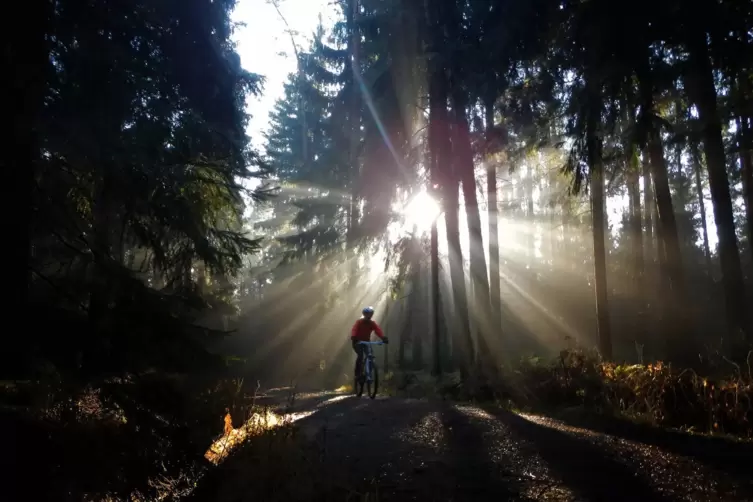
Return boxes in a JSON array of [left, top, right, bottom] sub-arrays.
[[357, 341, 384, 382]]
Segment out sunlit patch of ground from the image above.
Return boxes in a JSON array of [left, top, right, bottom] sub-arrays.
[[517, 412, 603, 438], [205, 391, 355, 465], [454, 405, 495, 420], [205, 409, 315, 464], [397, 411, 445, 452], [317, 394, 351, 407]]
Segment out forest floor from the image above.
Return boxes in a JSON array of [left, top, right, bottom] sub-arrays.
[[192, 387, 753, 502]]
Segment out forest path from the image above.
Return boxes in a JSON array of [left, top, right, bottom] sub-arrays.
[[196, 388, 753, 501]]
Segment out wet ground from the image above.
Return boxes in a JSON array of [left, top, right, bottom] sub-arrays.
[[205, 389, 753, 501]]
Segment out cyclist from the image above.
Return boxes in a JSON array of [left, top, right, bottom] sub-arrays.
[[351, 306, 388, 379]]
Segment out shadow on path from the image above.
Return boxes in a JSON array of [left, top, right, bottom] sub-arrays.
[[551, 411, 753, 481], [488, 408, 673, 502], [438, 404, 517, 500]]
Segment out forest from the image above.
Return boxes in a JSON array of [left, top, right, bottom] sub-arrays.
[[5, 0, 753, 500]]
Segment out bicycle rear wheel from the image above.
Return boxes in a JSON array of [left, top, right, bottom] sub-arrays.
[[366, 363, 378, 399], [354, 368, 364, 397]]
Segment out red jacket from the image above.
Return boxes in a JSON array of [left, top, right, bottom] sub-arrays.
[[350, 318, 385, 342]]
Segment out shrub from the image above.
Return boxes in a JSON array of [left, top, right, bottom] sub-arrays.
[[502, 348, 753, 437], [1, 373, 254, 501]]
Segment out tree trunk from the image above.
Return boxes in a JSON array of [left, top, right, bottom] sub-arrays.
[[637, 56, 694, 357], [641, 149, 660, 341], [430, 219, 441, 375], [626, 146, 645, 340], [444, 0, 492, 374], [89, 171, 116, 322], [398, 295, 408, 369], [426, 0, 448, 378], [690, 140, 713, 272], [586, 82, 612, 360], [413, 293, 424, 370], [450, 92, 493, 371], [346, 0, 361, 284], [5, 0, 49, 374], [411, 255, 426, 370], [443, 171, 472, 376], [485, 102, 502, 337], [642, 154, 655, 262], [647, 127, 691, 354], [526, 163, 535, 272], [687, 32, 751, 343], [737, 116, 753, 262]]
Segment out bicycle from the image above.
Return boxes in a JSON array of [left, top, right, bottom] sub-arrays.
[[354, 341, 384, 399]]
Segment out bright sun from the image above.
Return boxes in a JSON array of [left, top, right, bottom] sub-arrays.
[[400, 190, 441, 234]]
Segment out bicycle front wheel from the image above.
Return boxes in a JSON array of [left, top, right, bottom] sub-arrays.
[[367, 363, 378, 399]]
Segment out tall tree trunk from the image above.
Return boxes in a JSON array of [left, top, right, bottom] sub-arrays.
[[444, 0, 492, 374], [443, 168, 472, 376], [450, 92, 493, 370], [736, 116, 753, 261], [686, 32, 751, 342], [637, 59, 692, 358], [642, 154, 656, 262], [412, 270, 424, 369], [586, 82, 613, 360], [427, 36, 471, 376], [89, 172, 116, 323], [430, 219, 441, 375], [485, 102, 502, 337], [647, 128, 691, 354], [654, 196, 671, 337], [5, 0, 50, 374], [549, 188, 557, 270], [626, 145, 645, 341], [526, 163, 535, 272], [690, 140, 713, 271], [641, 149, 659, 347], [426, 0, 444, 378], [412, 246, 426, 370], [346, 0, 361, 284], [398, 292, 408, 369]]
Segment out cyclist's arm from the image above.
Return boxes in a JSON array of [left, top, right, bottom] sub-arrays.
[[372, 322, 385, 340], [350, 320, 360, 339]]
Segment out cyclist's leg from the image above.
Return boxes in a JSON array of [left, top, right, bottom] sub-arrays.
[[352, 339, 364, 377]]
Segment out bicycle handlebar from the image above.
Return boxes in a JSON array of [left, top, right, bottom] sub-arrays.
[[356, 341, 386, 345]]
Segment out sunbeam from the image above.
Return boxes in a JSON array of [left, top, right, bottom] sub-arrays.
[[399, 189, 441, 235]]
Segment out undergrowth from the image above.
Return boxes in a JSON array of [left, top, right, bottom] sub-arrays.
[[3, 374, 381, 501], [382, 348, 753, 438], [1, 373, 267, 501], [505, 346, 753, 437]]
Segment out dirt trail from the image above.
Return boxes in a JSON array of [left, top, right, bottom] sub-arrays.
[[200, 389, 753, 502]]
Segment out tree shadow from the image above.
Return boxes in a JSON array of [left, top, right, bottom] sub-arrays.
[[486, 408, 673, 502], [438, 404, 518, 500], [551, 411, 753, 481], [304, 398, 451, 500]]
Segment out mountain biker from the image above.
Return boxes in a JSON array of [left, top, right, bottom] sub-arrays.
[[351, 306, 388, 378]]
